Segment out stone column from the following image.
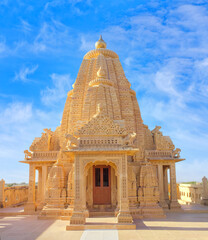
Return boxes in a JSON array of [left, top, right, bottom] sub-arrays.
[[0, 179, 5, 208], [170, 163, 181, 209], [163, 166, 169, 204], [37, 168, 42, 202], [158, 164, 168, 208], [201, 176, 208, 205], [42, 165, 48, 203], [36, 167, 43, 210], [117, 154, 133, 223], [24, 164, 36, 213], [117, 173, 121, 210], [69, 155, 86, 225]]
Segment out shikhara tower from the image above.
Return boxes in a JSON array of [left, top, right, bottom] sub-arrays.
[[22, 36, 184, 228]]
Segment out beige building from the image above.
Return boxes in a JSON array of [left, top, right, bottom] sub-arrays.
[[179, 177, 208, 205], [21, 36, 184, 226], [179, 183, 202, 204]]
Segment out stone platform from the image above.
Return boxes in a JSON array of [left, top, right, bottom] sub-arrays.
[[1, 212, 208, 240], [66, 217, 136, 230]]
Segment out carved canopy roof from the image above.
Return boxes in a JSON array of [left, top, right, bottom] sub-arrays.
[[77, 114, 127, 137]]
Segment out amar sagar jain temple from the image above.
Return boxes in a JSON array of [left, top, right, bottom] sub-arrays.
[[21, 36, 184, 229]]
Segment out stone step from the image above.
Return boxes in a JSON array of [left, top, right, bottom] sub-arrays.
[[66, 216, 136, 230], [89, 211, 116, 217], [66, 223, 136, 230]]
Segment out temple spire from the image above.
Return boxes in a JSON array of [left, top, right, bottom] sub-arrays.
[[95, 35, 107, 49]]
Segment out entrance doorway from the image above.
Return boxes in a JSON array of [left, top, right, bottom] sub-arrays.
[[93, 165, 111, 205]]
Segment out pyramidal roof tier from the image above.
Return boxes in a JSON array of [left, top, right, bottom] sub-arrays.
[[60, 36, 144, 148]]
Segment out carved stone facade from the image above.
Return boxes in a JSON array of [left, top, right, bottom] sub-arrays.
[[21, 36, 184, 225]]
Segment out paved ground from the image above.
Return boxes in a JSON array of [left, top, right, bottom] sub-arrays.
[[0, 212, 208, 240]]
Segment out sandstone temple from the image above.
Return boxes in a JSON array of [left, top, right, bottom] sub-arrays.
[[21, 36, 184, 228]]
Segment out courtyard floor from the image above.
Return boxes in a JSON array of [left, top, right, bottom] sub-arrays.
[[0, 210, 208, 240]]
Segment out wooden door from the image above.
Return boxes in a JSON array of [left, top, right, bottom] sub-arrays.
[[93, 165, 111, 205]]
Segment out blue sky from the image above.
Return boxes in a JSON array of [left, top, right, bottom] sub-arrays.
[[0, 0, 208, 183]]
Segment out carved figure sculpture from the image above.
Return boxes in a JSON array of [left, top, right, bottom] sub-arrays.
[[24, 150, 32, 160], [151, 126, 161, 134], [123, 132, 137, 147], [65, 134, 80, 149], [173, 148, 181, 158]]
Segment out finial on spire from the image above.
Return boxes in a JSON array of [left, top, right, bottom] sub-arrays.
[[95, 35, 107, 49]]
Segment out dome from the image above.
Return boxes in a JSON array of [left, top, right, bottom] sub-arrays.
[[95, 35, 107, 49]]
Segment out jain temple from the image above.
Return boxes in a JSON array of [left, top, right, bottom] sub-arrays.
[[22, 36, 184, 229]]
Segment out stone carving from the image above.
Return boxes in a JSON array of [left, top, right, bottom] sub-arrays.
[[65, 134, 80, 149], [44, 153, 66, 210], [152, 126, 175, 150], [43, 128, 53, 136], [151, 126, 161, 134], [173, 148, 181, 158], [78, 114, 127, 136], [23, 36, 182, 224], [138, 162, 160, 205], [137, 162, 165, 217], [30, 128, 60, 152], [67, 165, 74, 206], [24, 150, 32, 160], [122, 132, 137, 147]]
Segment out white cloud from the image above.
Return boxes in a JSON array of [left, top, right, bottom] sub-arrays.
[[124, 57, 133, 66], [0, 41, 6, 54], [0, 102, 33, 124], [14, 65, 38, 82], [80, 36, 94, 52], [41, 73, 72, 106], [0, 101, 62, 183], [21, 19, 32, 32], [31, 21, 72, 53], [154, 71, 179, 97]]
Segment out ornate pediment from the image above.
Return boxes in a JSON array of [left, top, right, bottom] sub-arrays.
[[77, 115, 127, 136], [30, 127, 61, 152], [151, 126, 175, 151]]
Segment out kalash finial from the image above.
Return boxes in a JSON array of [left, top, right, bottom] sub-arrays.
[[95, 35, 107, 49]]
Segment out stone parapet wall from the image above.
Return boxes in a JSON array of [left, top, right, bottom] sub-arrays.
[[4, 186, 29, 207], [0, 180, 29, 208]]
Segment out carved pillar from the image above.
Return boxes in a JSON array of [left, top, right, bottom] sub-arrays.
[[117, 154, 133, 223], [86, 167, 93, 208], [69, 155, 86, 225], [170, 163, 181, 209], [42, 165, 48, 203], [0, 179, 5, 208], [163, 166, 169, 204], [117, 172, 121, 210], [158, 164, 168, 208], [37, 168, 42, 203], [24, 164, 36, 213]]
